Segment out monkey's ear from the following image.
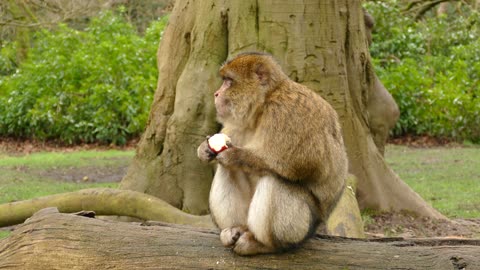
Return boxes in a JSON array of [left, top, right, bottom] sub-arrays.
[[254, 62, 270, 86]]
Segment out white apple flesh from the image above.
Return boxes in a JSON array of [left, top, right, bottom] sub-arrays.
[[208, 133, 231, 154]]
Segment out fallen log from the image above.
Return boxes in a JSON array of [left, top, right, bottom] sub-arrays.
[[0, 208, 479, 269]]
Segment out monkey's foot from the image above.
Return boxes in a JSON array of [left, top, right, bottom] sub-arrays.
[[233, 231, 275, 256], [220, 226, 247, 247]]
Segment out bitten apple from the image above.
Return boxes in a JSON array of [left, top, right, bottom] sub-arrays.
[[208, 133, 231, 154]]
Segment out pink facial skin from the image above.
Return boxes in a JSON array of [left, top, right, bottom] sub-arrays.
[[214, 79, 232, 119]]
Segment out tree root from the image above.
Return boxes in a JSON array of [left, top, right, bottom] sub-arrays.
[[0, 188, 213, 228]]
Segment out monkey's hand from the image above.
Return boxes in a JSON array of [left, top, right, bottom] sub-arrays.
[[197, 140, 216, 163], [215, 147, 237, 167]]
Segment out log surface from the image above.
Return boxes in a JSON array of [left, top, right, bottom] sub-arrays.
[[0, 208, 479, 270]]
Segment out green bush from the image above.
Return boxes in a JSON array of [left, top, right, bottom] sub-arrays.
[[366, 1, 480, 143], [0, 42, 18, 77], [0, 11, 167, 144]]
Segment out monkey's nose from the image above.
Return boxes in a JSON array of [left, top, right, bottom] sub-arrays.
[[214, 92, 219, 97]]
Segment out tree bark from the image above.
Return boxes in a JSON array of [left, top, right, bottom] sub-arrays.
[[1, 208, 479, 270], [120, 0, 228, 214], [121, 0, 444, 218], [437, 2, 450, 16], [0, 188, 212, 228]]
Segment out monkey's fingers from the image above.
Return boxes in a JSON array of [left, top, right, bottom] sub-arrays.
[[206, 147, 217, 159], [197, 140, 218, 162]]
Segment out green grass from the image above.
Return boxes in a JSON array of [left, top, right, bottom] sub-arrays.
[[0, 150, 134, 168], [385, 144, 480, 218], [0, 231, 10, 239], [0, 146, 478, 219], [0, 177, 118, 204], [0, 150, 134, 204]]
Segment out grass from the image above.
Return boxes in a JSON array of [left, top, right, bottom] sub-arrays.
[[0, 150, 134, 204], [385, 144, 480, 218], [0, 231, 9, 239], [0, 145, 478, 221], [0, 150, 134, 168], [0, 176, 118, 204]]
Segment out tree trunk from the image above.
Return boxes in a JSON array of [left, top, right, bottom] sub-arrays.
[[437, 2, 449, 16], [121, 0, 443, 218], [1, 208, 478, 270]]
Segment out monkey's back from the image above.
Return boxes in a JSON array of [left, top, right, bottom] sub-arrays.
[[257, 80, 348, 217]]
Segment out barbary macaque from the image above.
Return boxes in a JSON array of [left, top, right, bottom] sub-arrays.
[[197, 52, 348, 255]]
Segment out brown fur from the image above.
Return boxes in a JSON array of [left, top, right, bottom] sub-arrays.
[[198, 52, 348, 255]]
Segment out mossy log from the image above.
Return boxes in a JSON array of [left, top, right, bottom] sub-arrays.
[[1, 208, 479, 270]]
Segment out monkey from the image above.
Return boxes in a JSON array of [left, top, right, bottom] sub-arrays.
[[197, 52, 348, 256]]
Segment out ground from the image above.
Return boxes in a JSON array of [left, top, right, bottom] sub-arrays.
[[1, 137, 479, 239], [364, 212, 480, 239], [0, 138, 135, 183]]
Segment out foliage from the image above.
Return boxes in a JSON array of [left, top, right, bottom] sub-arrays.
[[365, 0, 480, 142], [0, 42, 18, 77], [0, 11, 167, 145]]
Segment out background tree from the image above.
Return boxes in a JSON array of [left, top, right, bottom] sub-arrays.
[[121, 0, 444, 218], [404, 0, 480, 20], [368, 0, 480, 142], [0, 0, 172, 71]]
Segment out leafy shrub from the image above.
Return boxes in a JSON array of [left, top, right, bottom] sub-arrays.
[[0, 11, 167, 144], [0, 42, 17, 77], [365, 1, 480, 143]]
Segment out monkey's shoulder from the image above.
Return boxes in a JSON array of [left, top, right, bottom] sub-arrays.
[[267, 84, 335, 121]]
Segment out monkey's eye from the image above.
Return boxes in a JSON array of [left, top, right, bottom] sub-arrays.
[[222, 77, 233, 88]]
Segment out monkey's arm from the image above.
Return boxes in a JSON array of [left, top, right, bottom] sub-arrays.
[[198, 138, 273, 175], [215, 146, 285, 179]]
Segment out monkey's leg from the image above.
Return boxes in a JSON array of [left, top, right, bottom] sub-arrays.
[[233, 176, 317, 256], [209, 165, 252, 247]]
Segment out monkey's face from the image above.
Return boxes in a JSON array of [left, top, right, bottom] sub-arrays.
[[214, 73, 264, 125], [214, 57, 267, 124], [214, 78, 234, 121], [214, 77, 260, 124]]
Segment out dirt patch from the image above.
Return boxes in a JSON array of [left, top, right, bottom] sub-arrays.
[[11, 163, 129, 183], [365, 212, 480, 239], [1, 137, 134, 183], [39, 165, 128, 183], [388, 134, 462, 148], [0, 137, 137, 155]]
